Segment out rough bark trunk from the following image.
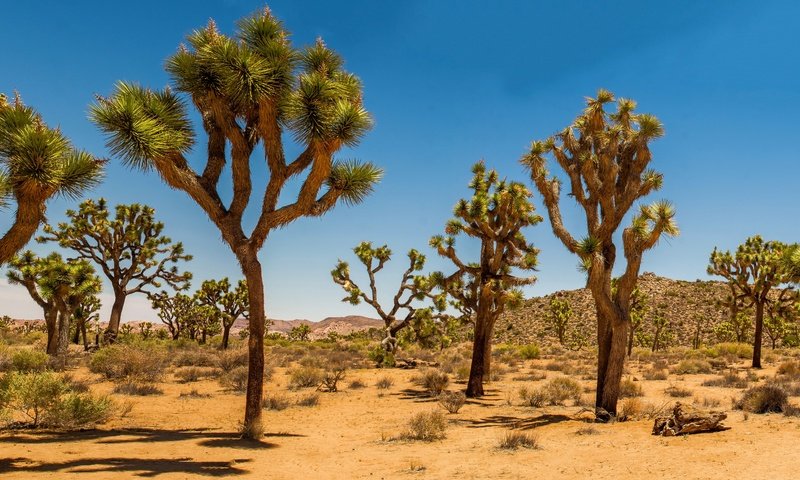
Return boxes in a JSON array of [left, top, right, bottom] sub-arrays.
[[753, 300, 764, 368], [482, 334, 492, 383], [0, 198, 46, 266], [72, 321, 81, 344], [599, 318, 627, 414], [239, 251, 266, 439], [221, 325, 231, 350], [105, 292, 126, 344], [81, 321, 89, 350], [627, 325, 635, 356], [45, 310, 58, 355], [466, 318, 488, 397]]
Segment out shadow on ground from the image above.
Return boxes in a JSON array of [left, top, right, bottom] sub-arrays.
[[0, 456, 252, 477], [462, 413, 573, 430]]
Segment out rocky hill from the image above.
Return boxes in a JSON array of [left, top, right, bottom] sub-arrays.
[[232, 315, 383, 338], [496, 272, 730, 348]]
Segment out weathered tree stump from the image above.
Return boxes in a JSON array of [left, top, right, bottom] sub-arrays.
[[652, 402, 729, 436], [395, 358, 440, 369]]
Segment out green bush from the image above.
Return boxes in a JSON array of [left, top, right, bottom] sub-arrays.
[[367, 345, 395, 368], [0, 371, 112, 428], [89, 344, 168, 382], [518, 344, 540, 360], [11, 349, 49, 373], [288, 366, 324, 390], [672, 359, 713, 375]]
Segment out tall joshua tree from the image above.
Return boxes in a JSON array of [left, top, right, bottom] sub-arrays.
[[708, 236, 792, 367], [72, 295, 101, 349], [522, 90, 678, 418], [7, 251, 59, 354], [40, 199, 192, 342], [431, 161, 541, 397], [331, 242, 447, 353], [196, 278, 249, 349], [90, 8, 382, 437], [0, 93, 103, 265]]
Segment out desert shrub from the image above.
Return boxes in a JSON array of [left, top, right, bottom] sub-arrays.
[[61, 374, 91, 393], [518, 344, 540, 360], [318, 367, 347, 393], [664, 385, 693, 398], [512, 371, 547, 382], [453, 363, 471, 382], [418, 370, 450, 397], [711, 343, 753, 359], [619, 378, 643, 398], [543, 377, 582, 405], [179, 389, 211, 399], [696, 396, 721, 408], [617, 397, 644, 421], [544, 361, 568, 372], [438, 391, 466, 414], [643, 368, 668, 381], [174, 367, 213, 383], [376, 376, 394, 390], [347, 379, 367, 389], [89, 344, 168, 382], [262, 393, 291, 410], [113, 381, 163, 396], [575, 426, 599, 436], [215, 348, 248, 371], [219, 366, 249, 393], [498, 431, 539, 450], [777, 361, 800, 380], [296, 393, 320, 407], [672, 359, 712, 375], [402, 411, 447, 441], [736, 384, 788, 413], [10, 349, 48, 373], [519, 386, 548, 407], [701, 371, 749, 389], [0, 371, 112, 428], [367, 345, 395, 368], [288, 366, 324, 390], [173, 349, 217, 367]]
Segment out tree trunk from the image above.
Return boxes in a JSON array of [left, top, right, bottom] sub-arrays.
[[221, 325, 231, 350], [627, 325, 635, 356], [105, 292, 126, 344], [238, 250, 266, 439], [598, 318, 627, 415], [55, 310, 71, 365], [753, 301, 764, 368], [45, 310, 58, 355], [466, 317, 488, 397], [81, 321, 89, 350], [482, 332, 492, 383]]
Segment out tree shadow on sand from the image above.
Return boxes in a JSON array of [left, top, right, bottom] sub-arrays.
[[461, 413, 573, 430], [0, 456, 252, 477]]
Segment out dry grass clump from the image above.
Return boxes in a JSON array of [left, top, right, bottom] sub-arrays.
[[112, 381, 163, 396], [575, 426, 599, 436], [665, 385, 693, 398], [89, 344, 168, 382], [215, 347, 248, 371], [619, 378, 643, 398], [418, 370, 449, 397], [695, 396, 721, 408], [376, 376, 394, 390], [643, 368, 668, 380], [438, 390, 466, 414], [735, 384, 788, 413], [172, 349, 217, 367], [288, 366, 324, 390], [219, 366, 252, 393], [262, 393, 291, 411], [672, 359, 713, 375], [401, 411, 447, 441], [777, 361, 800, 380], [174, 366, 215, 383], [497, 431, 539, 450], [512, 370, 547, 382], [617, 397, 644, 421], [296, 393, 320, 407], [179, 389, 211, 399], [520, 376, 582, 407], [347, 379, 367, 389], [318, 367, 346, 392], [701, 370, 749, 389]]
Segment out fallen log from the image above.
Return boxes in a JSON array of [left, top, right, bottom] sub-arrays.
[[652, 402, 729, 436]]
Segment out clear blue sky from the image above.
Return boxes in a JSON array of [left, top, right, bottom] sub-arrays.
[[1, 1, 798, 323]]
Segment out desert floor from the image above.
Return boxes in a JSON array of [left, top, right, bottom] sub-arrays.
[[2, 357, 799, 480]]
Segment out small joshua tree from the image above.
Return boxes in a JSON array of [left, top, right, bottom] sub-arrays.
[[71, 291, 101, 349], [0, 93, 104, 265], [708, 236, 793, 367], [522, 90, 678, 418], [626, 286, 648, 355], [431, 161, 541, 397], [7, 251, 59, 353], [288, 324, 311, 342], [150, 291, 195, 340], [196, 278, 249, 349], [546, 297, 572, 346], [90, 8, 382, 437], [39, 199, 192, 343], [331, 242, 447, 353]]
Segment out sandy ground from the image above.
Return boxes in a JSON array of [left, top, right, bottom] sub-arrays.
[[2, 357, 799, 480]]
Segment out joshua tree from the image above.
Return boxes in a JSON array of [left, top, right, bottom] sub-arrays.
[[650, 309, 670, 352], [90, 8, 381, 437], [331, 242, 447, 353], [522, 90, 678, 418], [7, 251, 59, 353], [71, 294, 101, 349], [626, 287, 648, 355], [195, 278, 249, 349], [288, 324, 311, 342], [36, 255, 102, 358], [0, 93, 104, 265], [708, 236, 792, 368], [150, 290, 195, 340], [545, 297, 572, 346], [39, 199, 192, 343], [431, 161, 541, 397]]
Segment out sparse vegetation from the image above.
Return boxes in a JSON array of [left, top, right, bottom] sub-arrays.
[[402, 410, 447, 441], [438, 390, 466, 414], [736, 384, 788, 413], [498, 431, 539, 450]]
